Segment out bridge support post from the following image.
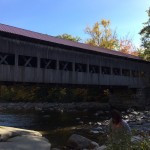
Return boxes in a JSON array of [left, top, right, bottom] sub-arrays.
[[109, 87, 150, 110], [135, 87, 150, 107]]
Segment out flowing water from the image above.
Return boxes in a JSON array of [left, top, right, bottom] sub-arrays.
[[0, 110, 108, 148]]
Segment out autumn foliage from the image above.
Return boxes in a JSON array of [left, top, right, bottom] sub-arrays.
[[85, 19, 118, 50], [84, 19, 141, 57], [118, 39, 139, 56], [58, 18, 149, 60]]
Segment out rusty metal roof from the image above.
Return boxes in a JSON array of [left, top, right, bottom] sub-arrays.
[[0, 23, 142, 60]]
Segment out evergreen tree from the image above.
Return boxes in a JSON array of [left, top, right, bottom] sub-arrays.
[[140, 8, 150, 61]]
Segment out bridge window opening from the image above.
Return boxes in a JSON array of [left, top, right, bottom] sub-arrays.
[[75, 63, 87, 72], [113, 68, 121, 75], [59, 61, 72, 71], [89, 65, 100, 73], [40, 58, 56, 69], [132, 70, 139, 77], [18, 55, 37, 68], [101, 66, 111, 75], [0, 52, 15, 65], [122, 69, 130, 76]]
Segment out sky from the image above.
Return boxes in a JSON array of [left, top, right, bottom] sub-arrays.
[[0, 0, 149, 48]]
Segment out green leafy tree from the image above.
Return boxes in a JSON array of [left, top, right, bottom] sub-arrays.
[[56, 33, 81, 42], [139, 8, 150, 61], [84, 19, 118, 50]]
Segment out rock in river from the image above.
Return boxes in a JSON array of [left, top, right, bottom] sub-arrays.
[[0, 126, 51, 150]]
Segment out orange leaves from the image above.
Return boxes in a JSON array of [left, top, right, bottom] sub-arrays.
[[118, 39, 138, 56], [130, 51, 139, 56]]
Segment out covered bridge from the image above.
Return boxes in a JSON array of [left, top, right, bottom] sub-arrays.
[[0, 23, 149, 88]]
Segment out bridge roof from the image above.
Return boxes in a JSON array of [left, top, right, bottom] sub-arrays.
[[0, 23, 143, 61]]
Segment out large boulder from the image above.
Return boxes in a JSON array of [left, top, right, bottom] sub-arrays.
[[0, 126, 42, 141], [67, 134, 99, 149], [0, 135, 50, 150], [0, 126, 51, 150]]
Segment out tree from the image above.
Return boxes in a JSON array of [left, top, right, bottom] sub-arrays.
[[84, 19, 118, 50], [118, 39, 134, 54], [56, 33, 81, 42], [117, 37, 139, 56], [139, 8, 150, 61], [136, 48, 145, 59]]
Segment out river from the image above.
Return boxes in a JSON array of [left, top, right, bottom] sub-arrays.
[[0, 107, 149, 149], [0, 110, 109, 148]]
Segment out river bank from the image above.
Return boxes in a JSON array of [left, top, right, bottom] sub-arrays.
[[0, 102, 149, 149], [0, 102, 110, 113], [0, 101, 149, 113]]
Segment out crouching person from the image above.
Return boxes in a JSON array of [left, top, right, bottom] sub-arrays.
[[108, 109, 132, 150]]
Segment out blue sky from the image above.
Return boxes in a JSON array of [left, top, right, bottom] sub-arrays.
[[0, 0, 149, 48]]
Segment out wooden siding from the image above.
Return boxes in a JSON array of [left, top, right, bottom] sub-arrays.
[[0, 36, 150, 88]]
